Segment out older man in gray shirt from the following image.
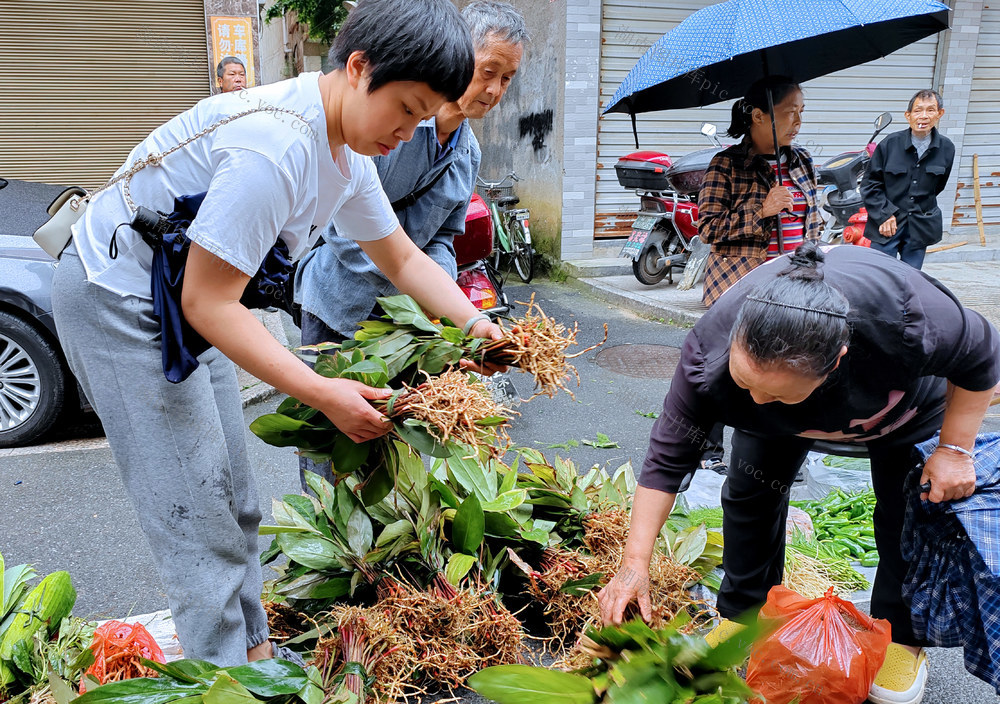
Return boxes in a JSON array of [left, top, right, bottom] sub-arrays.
[[295, 1, 527, 344], [294, 1, 527, 488]]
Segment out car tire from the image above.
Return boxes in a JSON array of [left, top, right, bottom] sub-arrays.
[[0, 311, 66, 448]]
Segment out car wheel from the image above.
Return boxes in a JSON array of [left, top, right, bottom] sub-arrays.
[[0, 311, 66, 448]]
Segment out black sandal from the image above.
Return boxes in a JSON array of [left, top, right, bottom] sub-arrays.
[[700, 458, 728, 475]]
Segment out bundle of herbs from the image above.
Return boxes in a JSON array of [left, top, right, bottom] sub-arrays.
[[260, 449, 728, 699], [469, 614, 761, 704], [312, 574, 523, 703], [472, 295, 607, 400], [322, 294, 605, 401], [251, 351, 511, 508], [506, 507, 718, 661]]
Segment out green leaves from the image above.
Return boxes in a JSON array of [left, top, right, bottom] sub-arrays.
[[275, 533, 345, 572], [376, 295, 440, 333], [467, 665, 596, 704], [345, 506, 374, 558], [582, 432, 619, 449], [559, 573, 605, 596], [248, 413, 314, 448], [72, 657, 313, 704], [445, 553, 477, 586], [452, 494, 485, 555]]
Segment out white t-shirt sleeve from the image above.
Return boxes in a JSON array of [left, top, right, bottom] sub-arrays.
[[331, 152, 399, 242], [184, 148, 297, 277]]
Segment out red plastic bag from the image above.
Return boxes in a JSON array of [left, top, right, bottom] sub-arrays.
[[746, 586, 891, 704], [80, 620, 166, 692]]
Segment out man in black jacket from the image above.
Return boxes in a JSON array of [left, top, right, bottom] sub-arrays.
[[861, 89, 955, 269]]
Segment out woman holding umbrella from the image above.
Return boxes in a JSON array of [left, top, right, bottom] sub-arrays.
[[698, 76, 824, 307], [597, 242, 999, 704]]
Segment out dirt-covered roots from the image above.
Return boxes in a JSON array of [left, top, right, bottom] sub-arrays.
[[314, 576, 524, 702], [479, 295, 607, 400], [517, 509, 706, 664], [387, 371, 512, 451]]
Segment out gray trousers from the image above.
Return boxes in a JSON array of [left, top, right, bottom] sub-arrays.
[[51, 249, 269, 666]]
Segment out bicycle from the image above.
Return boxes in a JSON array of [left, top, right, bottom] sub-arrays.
[[475, 171, 534, 283]]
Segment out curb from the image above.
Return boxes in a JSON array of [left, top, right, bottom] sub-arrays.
[[566, 275, 705, 327]]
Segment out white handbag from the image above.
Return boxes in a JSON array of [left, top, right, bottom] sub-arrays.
[[33, 187, 88, 259]]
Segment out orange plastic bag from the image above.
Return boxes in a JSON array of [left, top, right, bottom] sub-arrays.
[[80, 620, 166, 692], [746, 586, 891, 704]]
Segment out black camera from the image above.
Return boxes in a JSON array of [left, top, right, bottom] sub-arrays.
[[130, 206, 172, 247]]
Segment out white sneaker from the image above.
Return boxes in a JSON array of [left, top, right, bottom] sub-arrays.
[[868, 643, 928, 704]]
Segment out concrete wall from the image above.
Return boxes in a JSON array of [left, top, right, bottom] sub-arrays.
[[460, 0, 568, 262], [561, 0, 601, 261], [203, 0, 261, 90], [934, 0, 985, 241], [258, 1, 293, 84]]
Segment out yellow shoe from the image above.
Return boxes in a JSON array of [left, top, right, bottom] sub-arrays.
[[704, 618, 747, 648], [869, 643, 928, 704]]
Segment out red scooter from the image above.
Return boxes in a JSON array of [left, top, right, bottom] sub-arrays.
[[616, 124, 725, 285], [817, 112, 893, 244], [456, 193, 519, 404], [456, 193, 508, 317]]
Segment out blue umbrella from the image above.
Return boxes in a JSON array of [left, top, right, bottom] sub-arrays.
[[604, 0, 950, 117], [603, 0, 949, 247]]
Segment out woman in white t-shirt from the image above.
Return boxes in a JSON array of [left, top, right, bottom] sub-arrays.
[[51, 0, 500, 668]]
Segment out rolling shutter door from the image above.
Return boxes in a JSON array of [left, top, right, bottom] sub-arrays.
[[596, 0, 938, 238], [952, 6, 1000, 231], [0, 1, 210, 189]]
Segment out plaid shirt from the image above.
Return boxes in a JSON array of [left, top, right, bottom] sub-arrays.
[[697, 137, 823, 306], [902, 433, 1000, 693]]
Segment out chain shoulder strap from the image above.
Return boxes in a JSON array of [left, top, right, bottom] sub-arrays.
[[69, 106, 311, 213]]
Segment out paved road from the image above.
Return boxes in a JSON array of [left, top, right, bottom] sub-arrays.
[[2, 279, 998, 702]]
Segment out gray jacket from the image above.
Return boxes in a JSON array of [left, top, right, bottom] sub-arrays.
[[296, 118, 481, 337]]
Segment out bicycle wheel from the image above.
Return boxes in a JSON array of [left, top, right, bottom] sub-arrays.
[[509, 219, 534, 283]]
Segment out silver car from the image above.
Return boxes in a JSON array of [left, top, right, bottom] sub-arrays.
[[0, 177, 90, 447]]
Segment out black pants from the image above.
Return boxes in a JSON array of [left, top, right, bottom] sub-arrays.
[[717, 429, 929, 647], [869, 223, 927, 270], [701, 423, 725, 462]]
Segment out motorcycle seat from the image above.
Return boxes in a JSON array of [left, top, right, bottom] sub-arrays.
[[498, 195, 520, 208]]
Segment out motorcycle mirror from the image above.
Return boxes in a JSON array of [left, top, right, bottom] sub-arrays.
[[874, 112, 892, 131], [701, 122, 718, 138]]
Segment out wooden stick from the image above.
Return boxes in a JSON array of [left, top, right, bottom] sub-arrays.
[[974, 153, 987, 246], [927, 241, 967, 254]]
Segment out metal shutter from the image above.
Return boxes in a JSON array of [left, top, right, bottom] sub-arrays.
[[596, 0, 938, 237], [0, 1, 210, 189], [952, 6, 1000, 230]]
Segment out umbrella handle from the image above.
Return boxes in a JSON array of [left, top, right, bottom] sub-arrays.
[[766, 83, 785, 252]]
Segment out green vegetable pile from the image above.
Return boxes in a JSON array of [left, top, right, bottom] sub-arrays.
[[73, 658, 324, 704], [468, 614, 761, 704], [0, 552, 97, 704], [794, 488, 880, 567]]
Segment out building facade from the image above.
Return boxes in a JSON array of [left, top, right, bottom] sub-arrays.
[[475, 0, 998, 263]]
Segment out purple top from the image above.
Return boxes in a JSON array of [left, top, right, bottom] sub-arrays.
[[641, 245, 1000, 494]]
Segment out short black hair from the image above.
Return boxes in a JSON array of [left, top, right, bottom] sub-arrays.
[[908, 89, 943, 112], [216, 56, 245, 79], [329, 0, 474, 103]]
